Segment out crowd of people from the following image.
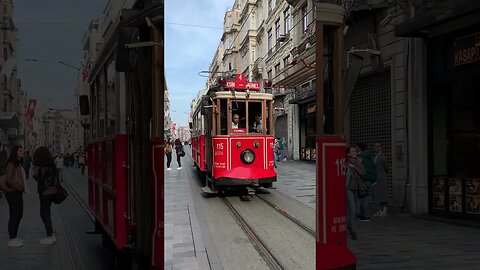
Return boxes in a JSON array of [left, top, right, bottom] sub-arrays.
[[344, 142, 389, 240]]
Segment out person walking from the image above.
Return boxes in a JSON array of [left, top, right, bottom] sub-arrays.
[[22, 150, 32, 180], [165, 138, 173, 171], [3, 145, 26, 247], [78, 153, 85, 175], [281, 137, 287, 162], [174, 139, 184, 170], [0, 149, 8, 199], [32, 147, 58, 245], [355, 143, 377, 222], [345, 146, 365, 240], [55, 154, 64, 178], [373, 143, 389, 217]]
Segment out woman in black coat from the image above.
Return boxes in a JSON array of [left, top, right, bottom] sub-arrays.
[[32, 146, 58, 245], [174, 139, 184, 170]]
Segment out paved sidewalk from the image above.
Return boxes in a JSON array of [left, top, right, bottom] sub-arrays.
[[0, 178, 74, 270], [274, 160, 316, 209], [164, 148, 210, 270]]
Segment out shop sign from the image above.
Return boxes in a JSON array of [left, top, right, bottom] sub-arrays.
[[453, 32, 480, 67]]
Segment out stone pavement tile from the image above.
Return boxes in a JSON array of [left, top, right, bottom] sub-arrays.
[[164, 159, 208, 270], [0, 180, 73, 270]]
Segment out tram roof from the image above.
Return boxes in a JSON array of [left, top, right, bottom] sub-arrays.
[[211, 91, 273, 100]]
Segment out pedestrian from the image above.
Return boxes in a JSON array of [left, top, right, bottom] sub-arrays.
[[274, 138, 280, 162], [55, 154, 64, 178], [3, 145, 26, 247], [78, 153, 85, 175], [165, 138, 173, 171], [22, 150, 32, 180], [345, 146, 365, 240], [174, 139, 184, 170], [0, 149, 7, 199], [373, 143, 389, 217], [281, 137, 287, 162], [32, 146, 58, 245], [355, 143, 377, 222], [273, 139, 277, 169]]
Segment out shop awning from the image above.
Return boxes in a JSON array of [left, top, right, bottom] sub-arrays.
[[395, 0, 480, 37], [0, 112, 19, 129]]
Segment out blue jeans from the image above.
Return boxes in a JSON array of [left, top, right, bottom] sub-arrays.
[[346, 189, 357, 234], [357, 195, 370, 217]]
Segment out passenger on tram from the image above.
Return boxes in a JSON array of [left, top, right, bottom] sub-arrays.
[[250, 113, 263, 133]]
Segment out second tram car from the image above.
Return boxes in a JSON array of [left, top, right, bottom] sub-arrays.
[[80, 2, 164, 269], [190, 74, 277, 194]]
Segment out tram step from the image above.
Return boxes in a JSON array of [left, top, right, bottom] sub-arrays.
[[201, 186, 219, 194]]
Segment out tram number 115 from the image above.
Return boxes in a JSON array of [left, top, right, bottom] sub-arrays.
[[216, 143, 224, 150]]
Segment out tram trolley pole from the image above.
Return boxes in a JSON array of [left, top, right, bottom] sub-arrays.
[[315, 2, 356, 269]]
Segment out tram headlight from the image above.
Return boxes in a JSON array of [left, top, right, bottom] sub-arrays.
[[241, 149, 255, 165]]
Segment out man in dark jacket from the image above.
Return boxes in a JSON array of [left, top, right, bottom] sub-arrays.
[[356, 143, 377, 221]]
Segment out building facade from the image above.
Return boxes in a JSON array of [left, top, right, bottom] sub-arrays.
[[396, 0, 480, 219]]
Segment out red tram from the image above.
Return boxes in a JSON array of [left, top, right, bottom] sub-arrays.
[[190, 74, 277, 194], [79, 2, 164, 269]]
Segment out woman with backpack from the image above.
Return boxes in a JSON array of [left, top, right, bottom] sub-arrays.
[[3, 145, 26, 247], [174, 139, 184, 170], [165, 138, 173, 171], [32, 147, 58, 245]]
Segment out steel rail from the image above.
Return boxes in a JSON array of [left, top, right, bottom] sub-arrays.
[[255, 194, 316, 238], [223, 197, 286, 270]]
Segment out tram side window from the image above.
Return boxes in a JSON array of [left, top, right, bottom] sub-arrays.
[[266, 101, 272, 135], [219, 99, 228, 135], [90, 83, 97, 138], [106, 58, 116, 135], [248, 101, 263, 134], [231, 101, 246, 133], [97, 70, 106, 137]]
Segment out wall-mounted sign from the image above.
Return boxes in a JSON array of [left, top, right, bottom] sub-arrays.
[[453, 32, 480, 67]]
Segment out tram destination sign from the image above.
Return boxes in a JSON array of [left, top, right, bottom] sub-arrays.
[[225, 74, 261, 90], [452, 32, 480, 67]]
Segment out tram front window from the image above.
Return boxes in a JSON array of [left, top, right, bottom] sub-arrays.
[[248, 101, 263, 134], [230, 101, 246, 134]]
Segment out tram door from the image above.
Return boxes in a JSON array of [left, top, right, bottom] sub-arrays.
[[125, 38, 154, 260], [203, 97, 213, 176]]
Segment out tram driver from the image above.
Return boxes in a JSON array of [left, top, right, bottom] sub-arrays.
[[232, 113, 242, 128]]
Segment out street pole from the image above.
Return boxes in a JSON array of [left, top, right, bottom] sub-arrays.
[[315, 2, 356, 269]]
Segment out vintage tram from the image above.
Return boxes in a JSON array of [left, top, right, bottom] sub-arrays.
[[190, 74, 277, 195], [79, 1, 164, 269]]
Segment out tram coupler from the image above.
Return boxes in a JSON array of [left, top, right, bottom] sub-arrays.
[[246, 187, 256, 196]]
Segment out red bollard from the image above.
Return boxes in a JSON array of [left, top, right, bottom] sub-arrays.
[[316, 137, 356, 269]]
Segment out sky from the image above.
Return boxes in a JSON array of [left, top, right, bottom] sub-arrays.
[[14, 0, 107, 109], [165, 0, 233, 126]]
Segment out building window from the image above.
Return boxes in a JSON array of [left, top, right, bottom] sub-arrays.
[[302, 4, 308, 33], [268, 28, 272, 51], [283, 55, 290, 67], [284, 7, 291, 33], [274, 63, 280, 75], [267, 69, 272, 79], [275, 19, 281, 43]]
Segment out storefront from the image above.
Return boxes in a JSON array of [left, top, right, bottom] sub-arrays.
[[428, 27, 480, 220], [299, 101, 316, 161]]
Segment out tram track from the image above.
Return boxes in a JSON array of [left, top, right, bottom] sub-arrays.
[[255, 193, 316, 238], [223, 197, 286, 270]]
